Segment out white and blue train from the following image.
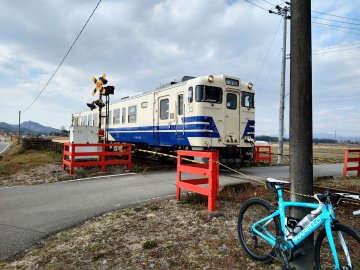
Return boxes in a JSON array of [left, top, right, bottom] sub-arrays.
[[72, 74, 255, 162]]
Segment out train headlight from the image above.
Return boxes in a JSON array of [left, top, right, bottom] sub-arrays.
[[247, 82, 254, 90], [208, 75, 214, 83]]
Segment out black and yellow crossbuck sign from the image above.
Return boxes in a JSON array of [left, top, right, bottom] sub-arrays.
[[92, 73, 108, 96]]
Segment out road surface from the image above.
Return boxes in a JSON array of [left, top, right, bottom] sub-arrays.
[[0, 163, 350, 259], [0, 142, 11, 154]]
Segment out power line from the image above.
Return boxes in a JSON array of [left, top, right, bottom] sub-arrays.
[[312, 16, 360, 26], [22, 0, 102, 113], [312, 21, 360, 32], [313, 23, 360, 37], [313, 45, 360, 55], [259, 0, 275, 7], [243, 0, 269, 11], [312, 10, 360, 22], [313, 41, 360, 52], [255, 18, 282, 83]]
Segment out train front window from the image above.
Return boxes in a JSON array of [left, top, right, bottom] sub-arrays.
[[241, 92, 255, 108], [226, 93, 237, 110], [195, 85, 222, 104]]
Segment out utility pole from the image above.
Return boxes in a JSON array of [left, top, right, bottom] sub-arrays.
[[289, 1, 313, 269], [269, 4, 290, 164], [18, 111, 21, 144]]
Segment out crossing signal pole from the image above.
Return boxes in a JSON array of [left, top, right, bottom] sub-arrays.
[[87, 73, 115, 143], [269, 3, 291, 164]]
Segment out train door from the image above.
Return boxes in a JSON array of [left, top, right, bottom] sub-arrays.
[[157, 95, 171, 145], [224, 90, 240, 144], [176, 92, 185, 140]]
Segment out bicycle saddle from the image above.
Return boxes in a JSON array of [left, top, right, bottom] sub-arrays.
[[266, 178, 290, 191]]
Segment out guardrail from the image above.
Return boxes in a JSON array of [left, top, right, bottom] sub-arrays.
[[176, 150, 219, 212], [343, 149, 360, 179], [62, 143, 132, 175]]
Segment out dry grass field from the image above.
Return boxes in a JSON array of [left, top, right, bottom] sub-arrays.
[[269, 143, 360, 164]]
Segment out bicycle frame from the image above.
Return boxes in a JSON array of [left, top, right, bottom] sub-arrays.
[[251, 185, 343, 269]]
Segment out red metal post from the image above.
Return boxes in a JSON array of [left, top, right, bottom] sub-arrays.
[[70, 144, 75, 175], [176, 150, 219, 212], [343, 150, 349, 179], [343, 149, 360, 179]]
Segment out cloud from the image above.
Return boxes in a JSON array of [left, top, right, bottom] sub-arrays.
[[0, 0, 359, 137]]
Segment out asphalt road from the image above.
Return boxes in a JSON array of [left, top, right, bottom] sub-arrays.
[[0, 142, 11, 154], [0, 163, 350, 260]]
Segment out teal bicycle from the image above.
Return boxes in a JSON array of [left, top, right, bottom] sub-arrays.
[[237, 178, 360, 270]]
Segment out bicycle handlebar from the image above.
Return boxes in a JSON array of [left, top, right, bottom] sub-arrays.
[[312, 194, 324, 215]]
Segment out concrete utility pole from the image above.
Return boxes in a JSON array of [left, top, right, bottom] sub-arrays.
[[278, 6, 288, 164], [289, 1, 313, 269], [18, 111, 21, 144], [269, 5, 290, 164]]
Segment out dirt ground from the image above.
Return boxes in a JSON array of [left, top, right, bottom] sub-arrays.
[[0, 183, 359, 270], [0, 141, 359, 269]]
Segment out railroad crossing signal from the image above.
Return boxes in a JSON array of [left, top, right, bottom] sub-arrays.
[[91, 73, 114, 96], [92, 73, 107, 96]]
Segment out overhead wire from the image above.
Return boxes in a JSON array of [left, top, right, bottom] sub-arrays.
[[312, 21, 360, 32], [313, 45, 360, 55], [243, 0, 269, 12], [22, 0, 102, 113], [259, 0, 276, 7], [312, 16, 360, 26], [312, 10, 360, 23], [255, 18, 282, 83]]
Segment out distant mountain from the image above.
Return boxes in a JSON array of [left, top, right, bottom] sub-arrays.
[[0, 122, 17, 133], [20, 121, 61, 134], [0, 121, 62, 135]]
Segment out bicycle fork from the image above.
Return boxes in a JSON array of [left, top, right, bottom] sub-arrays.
[[325, 222, 352, 270]]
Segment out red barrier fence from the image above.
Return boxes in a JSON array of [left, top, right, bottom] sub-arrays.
[[343, 149, 360, 179], [176, 150, 219, 212], [63, 143, 132, 175], [254, 145, 272, 165]]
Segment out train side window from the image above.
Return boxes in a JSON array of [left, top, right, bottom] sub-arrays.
[[178, 94, 183, 115], [128, 105, 137, 123], [93, 113, 97, 126], [188, 87, 193, 103], [160, 98, 169, 120], [101, 113, 105, 128], [122, 108, 126, 124], [81, 116, 86, 126], [88, 114, 93, 126], [113, 109, 120, 124], [226, 93, 237, 110], [109, 110, 112, 125]]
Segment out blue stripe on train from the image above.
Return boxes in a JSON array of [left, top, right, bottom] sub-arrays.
[[242, 120, 255, 139], [108, 116, 220, 146]]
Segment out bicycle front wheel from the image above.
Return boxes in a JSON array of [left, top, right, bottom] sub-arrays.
[[237, 198, 280, 263], [315, 223, 360, 270]]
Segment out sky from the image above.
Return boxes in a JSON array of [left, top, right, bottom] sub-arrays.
[[0, 0, 359, 137]]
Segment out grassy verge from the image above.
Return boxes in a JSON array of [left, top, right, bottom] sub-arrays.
[[0, 183, 358, 270], [0, 143, 132, 187]]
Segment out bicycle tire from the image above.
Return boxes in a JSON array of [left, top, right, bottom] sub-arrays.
[[237, 198, 281, 263], [314, 223, 360, 270]]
